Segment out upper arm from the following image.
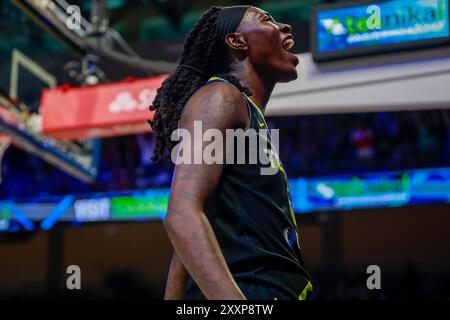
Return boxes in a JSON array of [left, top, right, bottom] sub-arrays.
[[166, 83, 248, 216]]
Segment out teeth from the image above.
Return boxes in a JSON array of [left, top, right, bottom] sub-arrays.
[[283, 39, 294, 51]]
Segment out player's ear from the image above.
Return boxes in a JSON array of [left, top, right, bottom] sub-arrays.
[[225, 33, 248, 52]]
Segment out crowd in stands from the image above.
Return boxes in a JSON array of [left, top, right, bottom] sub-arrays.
[[1, 109, 449, 199]]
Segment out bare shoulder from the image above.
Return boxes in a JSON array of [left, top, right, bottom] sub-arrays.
[[180, 82, 248, 130]]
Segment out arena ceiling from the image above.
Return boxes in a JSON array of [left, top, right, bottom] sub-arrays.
[[0, 0, 352, 107]]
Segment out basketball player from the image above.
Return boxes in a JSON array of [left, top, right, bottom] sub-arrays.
[[148, 5, 312, 300]]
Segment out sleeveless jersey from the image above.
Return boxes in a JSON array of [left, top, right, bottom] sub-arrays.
[[185, 76, 312, 300]]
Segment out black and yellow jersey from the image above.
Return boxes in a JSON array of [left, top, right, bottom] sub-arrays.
[[185, 76, 312, 300]]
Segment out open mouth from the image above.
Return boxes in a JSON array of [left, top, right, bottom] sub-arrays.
[[282, 38, 295, 52]]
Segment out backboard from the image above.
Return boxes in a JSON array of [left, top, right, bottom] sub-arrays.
[[0, 49, 100, 184]]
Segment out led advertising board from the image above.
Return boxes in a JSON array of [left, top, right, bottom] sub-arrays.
[[311, 0, 450, 61]]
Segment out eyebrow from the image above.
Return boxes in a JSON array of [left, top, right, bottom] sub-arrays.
[[260, 11, 275, 21]]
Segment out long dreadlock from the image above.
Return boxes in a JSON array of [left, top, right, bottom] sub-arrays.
[[148, 6, 252, 161]]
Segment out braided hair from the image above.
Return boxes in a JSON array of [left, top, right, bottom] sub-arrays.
[[148, 6, 252, 161]]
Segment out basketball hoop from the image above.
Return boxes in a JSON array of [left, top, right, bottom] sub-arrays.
[[0, 135, 11, 184]]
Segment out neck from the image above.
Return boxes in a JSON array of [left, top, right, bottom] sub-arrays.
[[229, 60, 275, 113]]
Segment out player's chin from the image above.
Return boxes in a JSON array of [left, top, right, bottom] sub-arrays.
[[277, 65, 298, 83], [276, 54, 299, 82]]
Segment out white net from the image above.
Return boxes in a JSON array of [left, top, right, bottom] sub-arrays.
[[0, 135, 11, 184]]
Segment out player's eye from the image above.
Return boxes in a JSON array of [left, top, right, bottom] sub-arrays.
[[263, 14, 275, 22]]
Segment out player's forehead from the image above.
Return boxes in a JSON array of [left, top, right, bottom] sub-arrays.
[[239, 6, 271, 28]]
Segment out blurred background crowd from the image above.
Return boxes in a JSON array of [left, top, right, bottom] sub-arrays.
[[2, 109, 450, 199]]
